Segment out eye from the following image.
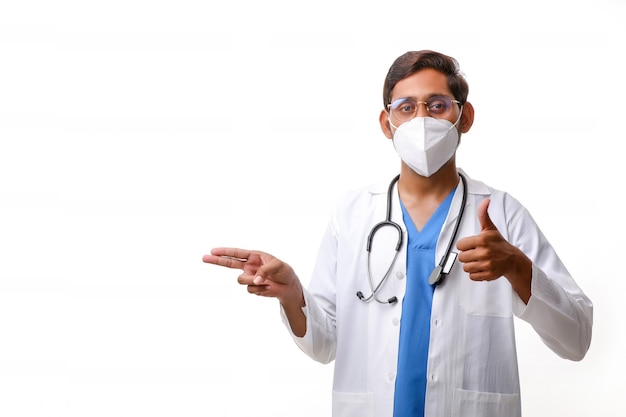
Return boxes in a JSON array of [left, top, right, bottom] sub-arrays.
[[399, 103, 416, 113], [426, 97, 450, 114], [391, 98, 417, 114]]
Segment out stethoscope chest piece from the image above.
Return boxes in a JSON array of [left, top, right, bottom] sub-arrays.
[[428, 265, 444, 286], [428, 251, 459, 286]]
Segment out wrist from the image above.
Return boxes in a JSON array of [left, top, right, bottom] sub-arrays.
[[279, 280, 305, 310], [507, 250, 532, 303]]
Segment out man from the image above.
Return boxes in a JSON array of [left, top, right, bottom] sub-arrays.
[[203, 50, 593, 417]]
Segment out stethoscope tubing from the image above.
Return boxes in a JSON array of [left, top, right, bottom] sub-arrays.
[[357, 172, 467, 304]]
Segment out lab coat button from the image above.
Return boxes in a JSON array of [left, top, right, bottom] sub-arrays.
[[388, 372, 395, 381], [396, 271, 405, 279], [392, 318, 399, 326]]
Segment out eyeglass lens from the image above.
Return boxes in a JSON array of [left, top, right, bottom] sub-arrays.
[[389, 96, 457, 123]]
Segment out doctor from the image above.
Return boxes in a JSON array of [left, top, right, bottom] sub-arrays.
[[203, 50, 593, 417]]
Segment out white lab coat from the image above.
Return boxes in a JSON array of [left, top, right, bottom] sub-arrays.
[[281, 170, 593, 417]]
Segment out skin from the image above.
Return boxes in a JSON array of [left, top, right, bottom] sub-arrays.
[[203, 68, 532, 339], [202, 248, 306, 336]]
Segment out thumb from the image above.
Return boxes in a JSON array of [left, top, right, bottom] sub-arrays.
[[252, 256, 283, 285], [478, 198, 497, 231]]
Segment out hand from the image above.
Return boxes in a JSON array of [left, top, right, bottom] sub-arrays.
[[456, 199, 532, 302], [202, 247, 303, 305]]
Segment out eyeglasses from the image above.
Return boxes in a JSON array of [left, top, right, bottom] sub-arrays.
[[388, 95, 461, 124]]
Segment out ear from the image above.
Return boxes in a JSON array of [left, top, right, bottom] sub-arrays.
[[379, 109, 394, 139], [459, 102, 475, 133]]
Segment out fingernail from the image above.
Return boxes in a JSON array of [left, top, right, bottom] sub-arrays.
[[253, 275, 263, 285]]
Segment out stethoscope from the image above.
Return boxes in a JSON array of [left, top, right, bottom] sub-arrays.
[[356, 172, 468, 304]]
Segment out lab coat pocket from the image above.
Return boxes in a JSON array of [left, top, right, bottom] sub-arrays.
[[452, 389, 520, 417], [332, 391, 374, 417]]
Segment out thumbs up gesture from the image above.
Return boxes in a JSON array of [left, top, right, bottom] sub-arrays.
[[456, 199, 532, 302]]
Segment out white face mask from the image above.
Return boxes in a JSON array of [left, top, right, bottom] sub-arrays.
[[391, 112, 462, 177]]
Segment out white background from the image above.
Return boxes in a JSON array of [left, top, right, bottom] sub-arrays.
[[1, 0, 624, 416]]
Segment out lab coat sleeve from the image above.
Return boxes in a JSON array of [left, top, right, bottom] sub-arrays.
[[505, 196, 593, 361], [280, 219, 339, 364], [280, 288, 337, 364]]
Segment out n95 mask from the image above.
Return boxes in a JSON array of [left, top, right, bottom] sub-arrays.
[[391, 116, 460, 177]]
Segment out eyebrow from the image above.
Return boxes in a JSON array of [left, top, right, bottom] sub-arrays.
[[392, 94, 447, 103]]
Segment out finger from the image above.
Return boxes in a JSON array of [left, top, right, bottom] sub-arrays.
[[462, 258, 500, 281], [202, 254, 246, 269], [468, 271, 499, 281], [246, 283, 271, 296], [254, 257, 291, 285], [202, 247, 254, 269], [210, 247, 252, 260], [456, 245, 477, 262], [456, 235, 478, 252], [237, 273, 259, 286], [463, 261, 487, 280], [235, 271, 270, 286], [478, 198, 497, 231]]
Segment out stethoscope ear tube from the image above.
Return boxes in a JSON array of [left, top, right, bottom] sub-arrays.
[[366, 173, 403, 253], [429, 173, 468, 286]]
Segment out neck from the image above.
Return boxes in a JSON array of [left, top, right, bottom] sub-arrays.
[[398, 159, 460, 200], [396, 160, 460, 231]]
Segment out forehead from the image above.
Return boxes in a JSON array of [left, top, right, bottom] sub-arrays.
[[391, 68, 452, 101]]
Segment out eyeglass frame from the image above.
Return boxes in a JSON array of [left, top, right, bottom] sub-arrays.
[[387, 95, 462, 123]]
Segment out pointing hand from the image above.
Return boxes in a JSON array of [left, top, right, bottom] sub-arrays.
[[202, 247, 302, 304], [203, 247, 307, 335]]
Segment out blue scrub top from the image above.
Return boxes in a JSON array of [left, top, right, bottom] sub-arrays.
[[393, 189, 455, 417]]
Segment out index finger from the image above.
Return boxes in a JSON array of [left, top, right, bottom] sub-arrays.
[[202, 247, 252, 269]]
